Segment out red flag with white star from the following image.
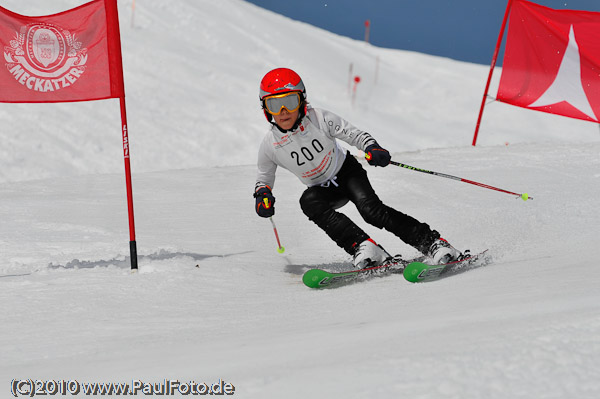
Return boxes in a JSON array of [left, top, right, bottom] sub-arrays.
[[497, 0, 600, 122], [0, 0, 124, 103]]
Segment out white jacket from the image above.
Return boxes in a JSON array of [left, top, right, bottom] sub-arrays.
[[255, 106, 378, 190]]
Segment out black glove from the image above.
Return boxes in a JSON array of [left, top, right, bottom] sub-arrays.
[[254, 186, 275, 218], [365, 144, 391, 167]]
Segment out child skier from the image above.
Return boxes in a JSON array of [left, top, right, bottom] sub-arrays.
[[253, 67, 461, 267]]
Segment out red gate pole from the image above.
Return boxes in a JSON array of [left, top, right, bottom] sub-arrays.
[[106, 0, 138, 271], [120, 96, 138, 270], [472, 0, 514, 146]]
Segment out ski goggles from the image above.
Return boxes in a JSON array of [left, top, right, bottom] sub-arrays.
[[263, 92, 302, 115]]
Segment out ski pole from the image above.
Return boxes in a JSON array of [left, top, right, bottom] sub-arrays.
[[389, 160, 533, 201], [264, 198, 285, 253], [268, 217, 285, 253]]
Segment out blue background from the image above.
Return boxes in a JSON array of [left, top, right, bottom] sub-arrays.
[[243, 0, 600, 65]]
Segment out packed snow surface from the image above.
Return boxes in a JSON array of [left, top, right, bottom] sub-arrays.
[[1, 1, 599, 398]]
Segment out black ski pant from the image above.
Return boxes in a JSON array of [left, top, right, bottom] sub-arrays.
[[299, 153, 440, 255]]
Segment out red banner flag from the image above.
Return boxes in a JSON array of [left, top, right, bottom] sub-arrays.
[[0, 0, 124, 103], [497, 0, 600, 122]]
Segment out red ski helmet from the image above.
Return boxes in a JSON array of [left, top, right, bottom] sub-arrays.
[[259, 68, 307, 123], [259, 68, 306, 101]]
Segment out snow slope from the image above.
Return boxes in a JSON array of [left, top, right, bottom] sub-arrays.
[[2, 0, 599, 183], [1, 1, 600, 398]]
